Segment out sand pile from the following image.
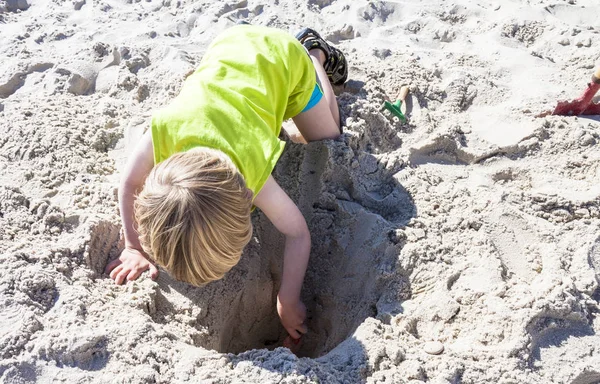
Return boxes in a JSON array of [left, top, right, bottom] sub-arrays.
[[1, 0, 600, 382]]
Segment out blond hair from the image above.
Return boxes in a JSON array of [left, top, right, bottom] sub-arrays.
[[135, 147, 252, 286]]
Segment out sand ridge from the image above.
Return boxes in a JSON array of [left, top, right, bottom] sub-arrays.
[[1, 0, 600, 383]]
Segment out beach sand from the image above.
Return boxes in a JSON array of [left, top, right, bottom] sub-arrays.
[[1, 0, 600, 382]]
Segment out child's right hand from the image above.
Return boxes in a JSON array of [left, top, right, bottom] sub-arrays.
[[277, 295, 308, 340], [105, 247, 159, 284]]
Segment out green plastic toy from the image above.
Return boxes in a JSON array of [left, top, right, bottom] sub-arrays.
[[384, 85, 409, 122]]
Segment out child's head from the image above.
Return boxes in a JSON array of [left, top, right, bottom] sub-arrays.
[[135, 147, 252, 286]]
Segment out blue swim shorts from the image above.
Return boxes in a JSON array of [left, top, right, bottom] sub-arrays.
[[300, 80, 324, 113]]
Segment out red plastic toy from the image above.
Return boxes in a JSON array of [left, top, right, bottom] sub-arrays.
[[552, 68, 600, 116]]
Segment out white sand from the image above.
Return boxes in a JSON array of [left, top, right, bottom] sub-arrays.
[[1, 0, 600, 382]]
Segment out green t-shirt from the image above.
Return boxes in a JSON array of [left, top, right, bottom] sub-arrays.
[[151, 25, 315, 196]]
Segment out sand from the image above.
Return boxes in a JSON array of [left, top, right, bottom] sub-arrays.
[[1, 0, 600, 382]]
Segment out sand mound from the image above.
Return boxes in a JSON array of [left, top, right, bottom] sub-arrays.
[[1, 0, 600, 383]]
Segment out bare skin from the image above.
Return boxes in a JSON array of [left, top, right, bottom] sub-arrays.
[[105, 132, 157, 285], [105, 46, 341, 343], [291, 49, 340, 140]]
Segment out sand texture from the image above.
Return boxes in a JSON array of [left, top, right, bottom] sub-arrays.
[[2, 0, 600, 383]]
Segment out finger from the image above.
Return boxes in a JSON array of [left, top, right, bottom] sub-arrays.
[[126, 268, 142, 281], [149, 264, 159, 280], [286, 327, 301, 340], [297, 323, 308, 335], [109, 265, 123, 280], [105, 259, 122, 274], [115, 269, 129, 285]]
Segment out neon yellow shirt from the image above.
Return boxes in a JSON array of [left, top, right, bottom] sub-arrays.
[[151, 25, 315, 196]]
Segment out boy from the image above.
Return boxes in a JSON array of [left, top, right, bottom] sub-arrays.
[[105, 25, 348, 343]]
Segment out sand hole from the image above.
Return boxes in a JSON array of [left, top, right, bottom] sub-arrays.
[[203, 204, 410, 358], [249, 141, 414, 357], [96, 141, 414, 358], [188, 141, 413, 358]]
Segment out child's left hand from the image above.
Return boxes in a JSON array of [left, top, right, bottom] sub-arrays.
[[277, 294, 307, 340], [254, 176, 310, 340]]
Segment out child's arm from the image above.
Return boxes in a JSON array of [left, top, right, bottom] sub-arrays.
[[254, 175, 310, 340], [105, 132, 159, 284]]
